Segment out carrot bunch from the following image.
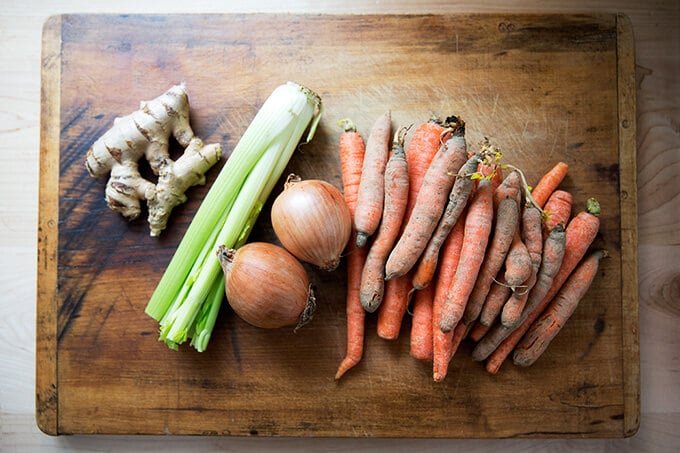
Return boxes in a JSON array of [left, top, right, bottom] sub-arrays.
[[334, 114, 605, 382]]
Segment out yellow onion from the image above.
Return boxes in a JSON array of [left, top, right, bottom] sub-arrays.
[[217, 242, 315, 330], [271, 174, 351, 271]]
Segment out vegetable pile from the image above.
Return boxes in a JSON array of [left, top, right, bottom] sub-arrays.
[[335, 113, 605, 381], [96, 81, 605, 381]]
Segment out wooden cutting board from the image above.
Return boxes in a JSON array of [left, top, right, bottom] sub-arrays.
[[37, 13, 639, 438]]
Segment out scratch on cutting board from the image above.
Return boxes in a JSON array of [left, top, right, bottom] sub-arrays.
[[491, 93, 499, 118], [456, 33, 459, 53]]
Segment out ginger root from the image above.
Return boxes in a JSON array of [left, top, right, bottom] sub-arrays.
[[85, 83, 222, 236]]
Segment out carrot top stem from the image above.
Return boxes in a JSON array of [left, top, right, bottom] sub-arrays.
[[501, 163, 542, 212]]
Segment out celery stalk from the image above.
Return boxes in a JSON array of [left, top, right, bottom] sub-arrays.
[[145, 82, 322, 351]]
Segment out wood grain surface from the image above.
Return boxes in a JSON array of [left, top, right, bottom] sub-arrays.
[[37, 12, 637, 438], [2, 0, 679, 451]]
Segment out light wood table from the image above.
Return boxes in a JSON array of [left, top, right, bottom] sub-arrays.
[[1, 1, 677, 451]]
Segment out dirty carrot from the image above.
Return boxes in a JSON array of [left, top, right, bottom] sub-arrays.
[[500, 205, 544, 328], [493, 170, 522, 212], [462, 197, 518, 325], [411, 151, 480, 289], [501, 273, 534, 328], [432, 213, 465, 381], [530, 161, 569, 209], [359, 127, 410, 312], [542, 189, 573, 238], [503, 230, 533, 290], [479, 276, 512, 326], [385, 119, 466, 279], [472, 223, 567, 362], [354, 111, 392, 247], [514, 250, 607, 367], [522, 205, 544, 274], [440, 179, 494, 333], [335, 120, 367, 380], [479, 198, 600, 373], [376, 119, 451, 340], [410, 283, 435, 361]]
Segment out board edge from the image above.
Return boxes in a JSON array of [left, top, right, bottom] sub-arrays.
[[615, 12, 640, 438], [36, 13, 63, 437]]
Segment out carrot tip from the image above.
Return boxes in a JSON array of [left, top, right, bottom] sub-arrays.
[[356, 232, 368, 248]]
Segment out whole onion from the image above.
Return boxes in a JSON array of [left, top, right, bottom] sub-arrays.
[[217, 242, 316, 330], [271, 174, 351, 271]]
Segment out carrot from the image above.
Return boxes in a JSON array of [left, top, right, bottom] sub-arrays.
[[493, 170, 521, 212], [359, 128, 410, 312], [411, 151, 480, 290], [471, 223, 567, 362], [440, 179, 494, 333], [469, 321, 491, 342], [376, 274, 412, 340], [432, 213, 465, 381], [479, 276, 512, 326], [500, 206, 544, 328], [513, 250, 606, 367], [503, 230, 533, 290], [530, 161, 569, 209], [479, 159, 504, 192], [479, 198, 600, 373], [462, 197, 518, 325], [410, 283, 435, 361], [337, 119, 365, 218], [522, 206, 544, 274], [385, 120, 466, 280], [501, 273, 534, 328], [434, 321, 470, 382], [354, 111, 392, 247], [376, 119, 453, 339], [335, 120, 367, 380], [542, 189, 573, 238]]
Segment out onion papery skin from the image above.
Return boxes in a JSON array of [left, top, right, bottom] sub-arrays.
[[271, 175, 351, 271], [218, 242, 314, 330]]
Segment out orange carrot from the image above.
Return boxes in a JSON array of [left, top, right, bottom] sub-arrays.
[[338, 119, 365, 218], [479, 276, 512, 326], [359, 128, 410, 312], [462, 196, 518, 325], [472, 223, 567, 362], [432, 213, 465, 381], [469, 321, 491, 342], [410, 283, 435, 361], [376, 275, 412, 340], [493, 171, 521, 212], [385, 120, 466, 279], [480, 198, 600, 373], [530, 161, 569, 209], [437, 321, 470, 381], [513, 250, 606, 367], [503, 230, 533, 290], [412, 151, 480, 290], [501, 206, 543, 328], [354, 111, 392, 247], [440, 179, 494, 333], [335, 120, 367, 380], [542, 189, 573, 238], [376, 119, 452, 339]]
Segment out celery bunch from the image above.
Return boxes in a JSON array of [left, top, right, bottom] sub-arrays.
[[145, 82, 323, 352]]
